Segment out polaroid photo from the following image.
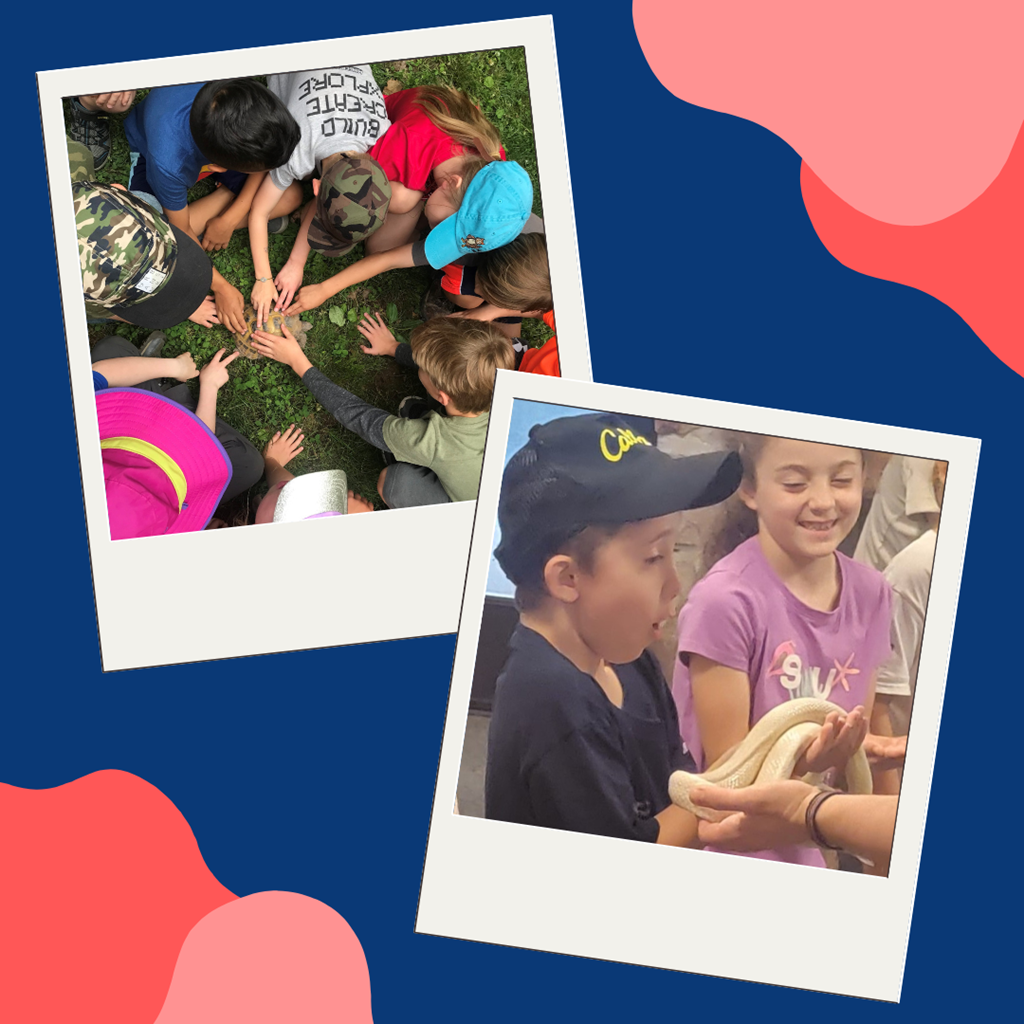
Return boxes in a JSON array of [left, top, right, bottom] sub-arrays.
[[39, 17, 587, 670], [418, 370, 980, 1001]]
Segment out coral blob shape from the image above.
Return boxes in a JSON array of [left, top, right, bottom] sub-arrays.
[[633, 0, 1024, 224], [153, 890, 374, 1023], [801, 121, 1023, 373], [0, 770, 238, 1024]]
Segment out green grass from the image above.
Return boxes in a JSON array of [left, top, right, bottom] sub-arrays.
[[76, 50, 551, 513]]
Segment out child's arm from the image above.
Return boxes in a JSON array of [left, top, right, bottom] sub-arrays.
[[285, 244, 417, 316], [203, 171, 267, 252], [387, 181, 425, 215], [654, 804, 701, 847], [866, 675, 901, 796], [92, 352, 198, 387], [194, 348, 239, 431], [248, 174, 288, 326], [356, 312, 400, 357], [274, 199, 317, 311], [251, 327, 392, 452]]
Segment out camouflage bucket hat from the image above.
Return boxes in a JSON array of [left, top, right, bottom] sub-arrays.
[[74, 182, 212, 329], [308, 155, 392, 257]]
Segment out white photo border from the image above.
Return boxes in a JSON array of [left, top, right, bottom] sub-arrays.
[[418, 369, 980, 1002], [39, 17, 589, 671]]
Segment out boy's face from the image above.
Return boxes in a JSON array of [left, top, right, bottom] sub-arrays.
[[568, 514, 681, 665]]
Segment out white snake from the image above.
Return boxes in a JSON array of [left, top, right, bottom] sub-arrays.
[[669, 697, 872, 822]]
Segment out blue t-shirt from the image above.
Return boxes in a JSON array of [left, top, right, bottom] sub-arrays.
[[124, 83, 208, 212], [93, 370, 108, 390]]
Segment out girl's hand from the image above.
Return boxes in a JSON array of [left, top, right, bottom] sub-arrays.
[[252, 325, 303, 366], [172, 352, 199, 381], [187, 296, 220, 328], [691, 780, 818, 850], [263, 423, 305, 466], [795, 707, 868, 776], [274, 262, 304, 311], [252, 279, 279, 330], [285, 283, 327, 316], [199, 348, 240, 391], [357, 312, 399, 356]]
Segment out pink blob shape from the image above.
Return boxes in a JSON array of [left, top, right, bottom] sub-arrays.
[[154, 891, 374, 1023], [633, 1, 1024, 224]]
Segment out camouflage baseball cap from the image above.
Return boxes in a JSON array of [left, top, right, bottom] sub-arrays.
[[67, 138, 95, 183], [308, 154, 392, 257], [74, 182, 212, 329]]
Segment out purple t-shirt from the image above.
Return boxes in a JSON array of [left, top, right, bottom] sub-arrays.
[[673, 536, 892, 867]]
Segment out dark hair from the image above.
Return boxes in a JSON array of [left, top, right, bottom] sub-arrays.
[[513, 523, 627, 611], [190, 79, 300, 172]]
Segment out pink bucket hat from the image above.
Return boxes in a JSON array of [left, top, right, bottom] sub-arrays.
[[96, 388, 232, 539]]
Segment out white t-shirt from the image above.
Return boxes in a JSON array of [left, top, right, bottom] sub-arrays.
[[267, 67, 391, 190], [854, 455, 940, 570], [875, 529, 937, 735]]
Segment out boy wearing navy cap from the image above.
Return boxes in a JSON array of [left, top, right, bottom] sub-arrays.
[[486, 413, 742, 844]]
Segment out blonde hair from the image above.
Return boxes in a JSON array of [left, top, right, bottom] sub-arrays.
[[414, 85, 503, 161], [409, 318, 515, 414], [476, 233, 552, 314], [447, 155, 490, 206]]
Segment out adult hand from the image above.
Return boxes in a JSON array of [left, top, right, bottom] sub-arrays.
[[263, 423, 305, 466], [212, 281, 248, 336], [794, 706, 868, 776], [252, 279, 279, 330], [172, 351, 199, 381], [187, 296, 221, 328], [690, 780, 818, 851], [285, 282, 327, 316], [202, 216, 234, 252], [81, 91, 136, 114], [357, 312, 399, 356], [252, 325, 303, 367], [274, 261, 304, 311], [863, 733, 908, 772], [199, 348, 240, 391]]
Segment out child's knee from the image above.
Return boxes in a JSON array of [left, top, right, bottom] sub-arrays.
[[377, 466, 391, 506]]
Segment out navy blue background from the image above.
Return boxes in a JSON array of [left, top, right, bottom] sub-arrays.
[[7, 3, 1014, 1018]]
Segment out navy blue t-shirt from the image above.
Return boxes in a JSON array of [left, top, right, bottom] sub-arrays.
[[124, 84, 207, 212], [485, 624, 693, 842]]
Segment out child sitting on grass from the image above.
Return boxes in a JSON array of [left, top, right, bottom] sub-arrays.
[[123, 78, 302, 334], [251, 318, 514, 507], [485, 413, 742, 842]]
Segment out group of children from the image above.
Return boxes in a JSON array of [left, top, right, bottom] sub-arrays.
[[485, 414, 941, 869], [69, 66, 557, 536]]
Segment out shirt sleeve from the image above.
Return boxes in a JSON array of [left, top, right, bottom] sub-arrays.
[[394, 343, 417, 369], [902, 457, 941, 517], [527, 725, 661, 843], [676, 573, 758, 673], [92, 371, 108, 391], [301, 367, 390, 450]]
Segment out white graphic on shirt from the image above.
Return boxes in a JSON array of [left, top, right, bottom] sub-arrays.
[[766, 641, 860, 700]]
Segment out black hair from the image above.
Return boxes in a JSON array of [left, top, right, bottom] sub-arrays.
[[190, 79, 301, 172]]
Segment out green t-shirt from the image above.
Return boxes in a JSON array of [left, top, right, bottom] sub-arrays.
[[382, 410, 490, 502]]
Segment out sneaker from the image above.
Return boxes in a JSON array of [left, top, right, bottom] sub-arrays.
[[398, 395, 436, 420], [66, 97, 110, 171], [267, 215, 290, 234], [140, 331, 167, 358]]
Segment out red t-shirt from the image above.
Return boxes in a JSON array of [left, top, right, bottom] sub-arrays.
[[369, 89, 506, 193]]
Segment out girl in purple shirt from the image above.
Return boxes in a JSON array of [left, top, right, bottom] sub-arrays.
[[673, 435, 894, 867]]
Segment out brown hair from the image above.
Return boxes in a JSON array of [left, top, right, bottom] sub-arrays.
[[476, 233, 552, 314], [409, 318, 515, 414], [413, 86, 503, 161], [446, 155, 491, 206]]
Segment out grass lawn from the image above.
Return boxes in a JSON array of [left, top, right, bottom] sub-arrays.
[[74, 49, 550, 518]]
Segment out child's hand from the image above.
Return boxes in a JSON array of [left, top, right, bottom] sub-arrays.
[[252, 325, 303, 366], [202, 216, 233, 252], [82, 91, 136, 114], [286, 283, 327, 316], [199, 348, 240, 391], [211, 280, 248, 335], [357, 312, 399, 357], [263, 423, 304, 467], [274, 262, 304, 311], [173, 352, 199, 381], [347, 491, 374, 514], [863, 733, 907, 772], [795, 707, 868, 776], [188, 296, 221, 328], [252, 279, 279, 330]]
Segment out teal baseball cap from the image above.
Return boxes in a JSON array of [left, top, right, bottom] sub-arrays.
[[423, 160, 533, 269]]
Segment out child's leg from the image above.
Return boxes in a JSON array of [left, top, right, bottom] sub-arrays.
[[377, 464, 451, 508], [189, 180, 303, 237], [365, 204, 425, 253]]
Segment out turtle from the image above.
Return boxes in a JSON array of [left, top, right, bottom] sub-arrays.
[[232, 307, 313, 360]]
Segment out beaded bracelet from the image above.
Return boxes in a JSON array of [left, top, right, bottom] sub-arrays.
[[805, 787, 845, 851]]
